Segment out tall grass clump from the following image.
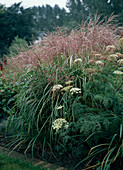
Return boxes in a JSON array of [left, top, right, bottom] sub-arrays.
[[7, 15, 119, 72], [3, 15, 123, 168]]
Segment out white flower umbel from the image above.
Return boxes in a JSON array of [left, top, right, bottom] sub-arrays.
[[70, 87, 81, 94], [52, 118, 69, 131], [52, 84, 63, 92], [113, 70, 123, 75], [95, 60, 104, 66], [61, 86, 73, 92], [106, 45, 115, 53], [74, 58, 82, 64], [65, 80, 73, 85], [118, 67, 123, 72], [88, 59, 94, 64], [108, 54, 118, 61], [117, 59, 123, 65], [95, 54, 103, 58], [57, 105, 64, 110]]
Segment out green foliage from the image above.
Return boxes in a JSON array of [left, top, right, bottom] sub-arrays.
[[5, 51, 123, 160], [0, 70, 19, 118], [33, 5, 67, 32], [0, 3, 37, 57], [2, 16, 122, 169], [66, 0, 89, 24], [8, 36, 29, 58], [66, 0, 123, 26], [76, 121, 123, 170], [5, 68, 53, 156]]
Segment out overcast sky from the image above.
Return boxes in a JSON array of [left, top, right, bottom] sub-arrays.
[[0, 0, 68, 9]]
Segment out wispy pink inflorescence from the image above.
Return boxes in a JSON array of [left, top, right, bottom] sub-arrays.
[[7, 15, 119, 73]]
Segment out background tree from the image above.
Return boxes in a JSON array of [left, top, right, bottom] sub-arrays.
[[0, 2, 67, 58], [66, 0, 89, 27], [82, 0, 123, 24], [0, 1, 123, 58], [32, 5, 67, 32], [108, 0, 123, 24], [0, 4, 9, 57], [66, 0, 123, 26], [0, 3, 37, 58]]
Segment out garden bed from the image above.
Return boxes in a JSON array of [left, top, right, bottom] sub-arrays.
[[0, 16, 123, 170]]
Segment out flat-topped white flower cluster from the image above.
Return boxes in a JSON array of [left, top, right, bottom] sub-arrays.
[[52, 118, 69, 131], [113, 70, 123, 75], [52, 84, 63, 91], [70, 87, 81, 94]]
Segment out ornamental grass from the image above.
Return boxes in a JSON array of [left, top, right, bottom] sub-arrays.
[[2, 15, 123, 169]]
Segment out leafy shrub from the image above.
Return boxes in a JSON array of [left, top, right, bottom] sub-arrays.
[[75, 119, 123, 170]]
